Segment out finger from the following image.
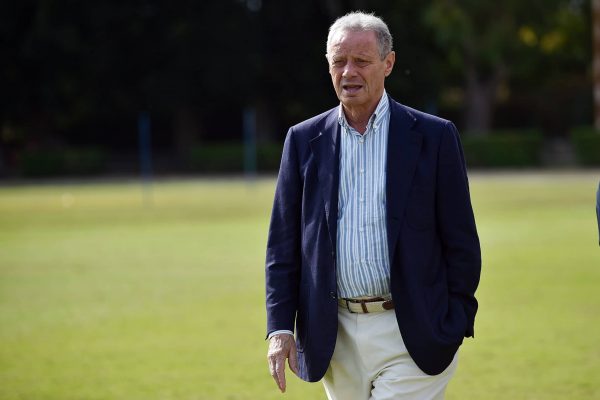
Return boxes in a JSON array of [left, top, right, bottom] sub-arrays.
[[271, 368, 281, 391], [268, 356, 278, 384], [276, 358, 286, 393], [268, 355, 281, 390], [288, 343, 299, 375]]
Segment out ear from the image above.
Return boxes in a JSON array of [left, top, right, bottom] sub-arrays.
[[384, 51, 395, 77]]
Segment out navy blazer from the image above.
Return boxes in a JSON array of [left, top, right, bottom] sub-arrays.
[[265, 96, 481, 381]]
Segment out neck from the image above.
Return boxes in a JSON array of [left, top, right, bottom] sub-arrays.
[[342, 104, 375, 134], [342, 93, 384, 134]]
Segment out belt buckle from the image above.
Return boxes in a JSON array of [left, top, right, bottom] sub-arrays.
[[344, 299, 357, 313], [345, 298, 370, 313]]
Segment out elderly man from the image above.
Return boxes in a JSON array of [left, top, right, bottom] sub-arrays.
[[265, 11, 481, 400]]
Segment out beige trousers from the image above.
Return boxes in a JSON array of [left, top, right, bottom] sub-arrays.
[[322, 307, 458, 400]]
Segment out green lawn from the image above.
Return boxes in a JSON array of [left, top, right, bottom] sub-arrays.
[[0, 172, 599, 399]]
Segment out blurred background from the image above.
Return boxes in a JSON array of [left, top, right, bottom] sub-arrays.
[[1, 0, 598, 178], [1, 1, 600, 400]]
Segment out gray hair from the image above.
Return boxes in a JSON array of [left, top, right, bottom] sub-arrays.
[[326, 11, 393, 60]]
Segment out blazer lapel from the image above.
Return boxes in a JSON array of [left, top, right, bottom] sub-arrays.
[[309, 107, 341, 249], [386, 99, 421, 262], [309, 109, 341, 251]]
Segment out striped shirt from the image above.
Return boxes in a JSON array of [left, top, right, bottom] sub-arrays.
[[336, 92, 391, 299]]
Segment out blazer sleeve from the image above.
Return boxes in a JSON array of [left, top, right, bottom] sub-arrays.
[[436, 121, 481, 337], [265, 128, 303, 338]]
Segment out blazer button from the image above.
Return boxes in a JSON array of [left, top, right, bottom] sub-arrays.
[[329, 291, 337, 299]]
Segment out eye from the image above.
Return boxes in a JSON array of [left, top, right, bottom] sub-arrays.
[[355, 59, 370, 67], [331, 59, 345, 67]]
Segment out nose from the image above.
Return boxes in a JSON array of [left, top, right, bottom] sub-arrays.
[[342, 61, 357, 77]]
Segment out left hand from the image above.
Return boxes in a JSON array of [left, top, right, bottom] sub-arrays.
[[267, 333, 299, 393]]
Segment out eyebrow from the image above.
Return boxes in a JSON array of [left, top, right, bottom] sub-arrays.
[[331, 52, 376, 59]]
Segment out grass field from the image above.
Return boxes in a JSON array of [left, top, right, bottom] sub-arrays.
[[1, 172, 599, 399]]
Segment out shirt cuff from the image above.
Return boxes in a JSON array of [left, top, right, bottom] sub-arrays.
[[267, 330, 294, 340]]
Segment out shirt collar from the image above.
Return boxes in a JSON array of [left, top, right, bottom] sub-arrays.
[[338, 90, 390, 133]]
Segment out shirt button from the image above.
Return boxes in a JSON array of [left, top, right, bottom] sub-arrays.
[[360, 169, 364, 174], [359, 227, 364, 232], [329, 291, 337, 299], [361, 259, 367, 263], [359, 198, 364, 202], [359, 138, 364, 143]]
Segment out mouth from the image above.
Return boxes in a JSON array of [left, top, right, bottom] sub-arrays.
[[341, 83, 363, 95]]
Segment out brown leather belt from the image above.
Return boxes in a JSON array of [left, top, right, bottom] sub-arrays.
[[337, 296, 395, 313]]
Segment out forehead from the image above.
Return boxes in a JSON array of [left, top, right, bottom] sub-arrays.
[[328, 30, 379, 57]]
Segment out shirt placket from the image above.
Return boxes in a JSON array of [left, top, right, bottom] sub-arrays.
[[358, 130, 367, 268]]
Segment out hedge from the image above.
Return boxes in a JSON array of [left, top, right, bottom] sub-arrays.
[[187, 142, 282, 172], [19, 147, 108, 177], [571, 126, 600, 166], [461, 130, 543, 167]]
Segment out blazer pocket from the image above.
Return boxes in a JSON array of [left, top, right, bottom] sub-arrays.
[[406, 186, 435, 231]]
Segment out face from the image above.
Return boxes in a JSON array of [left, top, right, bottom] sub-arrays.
[[327, 30, 395, 112]]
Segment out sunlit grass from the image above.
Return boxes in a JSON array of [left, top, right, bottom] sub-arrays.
[[0, 172, 599, 399]]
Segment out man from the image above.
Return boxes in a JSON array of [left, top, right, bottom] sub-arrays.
[[265, 11, 481, 400]]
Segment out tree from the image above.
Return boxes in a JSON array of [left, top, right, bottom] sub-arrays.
[[424, 0, 589, 135]]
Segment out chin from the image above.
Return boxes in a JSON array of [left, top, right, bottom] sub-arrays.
[[340, 95, 364, 105]]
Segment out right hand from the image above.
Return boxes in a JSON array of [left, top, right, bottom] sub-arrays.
[[267, 333, 299, 393]]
